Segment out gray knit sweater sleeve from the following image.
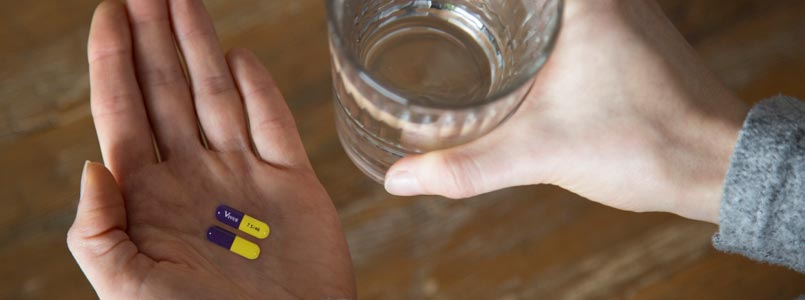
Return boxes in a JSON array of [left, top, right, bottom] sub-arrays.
[[713, 95, 805, 273]]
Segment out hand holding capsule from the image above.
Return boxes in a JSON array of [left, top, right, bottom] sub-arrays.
[[67, 1, 356, 299]]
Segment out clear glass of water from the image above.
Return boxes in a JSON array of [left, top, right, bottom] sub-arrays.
[[327, 0, 563, 183]]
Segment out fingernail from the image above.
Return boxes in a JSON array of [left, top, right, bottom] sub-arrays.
[[384, 170, 423, 196], [80, 160, 90, 200]]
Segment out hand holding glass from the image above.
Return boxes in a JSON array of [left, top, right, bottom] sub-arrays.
[[328, 0, 563, 182]]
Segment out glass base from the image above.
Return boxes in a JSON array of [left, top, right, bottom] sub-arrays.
[[335, 100, 411, 184]]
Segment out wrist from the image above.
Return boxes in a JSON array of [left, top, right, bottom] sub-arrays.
[[669, 95, 749, 224]]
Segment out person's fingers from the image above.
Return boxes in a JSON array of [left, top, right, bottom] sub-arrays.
[[88, 0, 156, 178], [170, 0, 249, 152], [126, 0, 201, 157], [67, 161, 154, 298], [384, 129, 544, 198], [226, 48, 309, 168]]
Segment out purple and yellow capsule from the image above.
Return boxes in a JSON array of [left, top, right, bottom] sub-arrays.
[[206, 226, 260, 260], [215, 205, 270, 239]]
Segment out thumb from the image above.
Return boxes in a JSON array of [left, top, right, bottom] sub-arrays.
[[67, 161, 149, 296], [384, 136, 538, 199]]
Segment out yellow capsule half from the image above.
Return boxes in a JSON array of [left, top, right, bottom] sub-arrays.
[[230, 236, 261, 260], [238, 214, 270, 239]]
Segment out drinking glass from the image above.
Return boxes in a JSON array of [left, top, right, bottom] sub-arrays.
[[327, 0, 563, 183]]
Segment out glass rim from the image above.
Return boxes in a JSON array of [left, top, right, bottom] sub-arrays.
[[325, 0, 564, 111]]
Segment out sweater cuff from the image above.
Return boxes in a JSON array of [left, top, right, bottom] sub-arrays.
[[713, 95, 805, 273]]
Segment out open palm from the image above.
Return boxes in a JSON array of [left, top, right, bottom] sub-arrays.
[[67, 1, 355, 299]]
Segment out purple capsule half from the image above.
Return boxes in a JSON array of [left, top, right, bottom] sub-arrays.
[[207, 225, 236, 248], [206, 226, 260, 260], [216, 204, 244, 228]]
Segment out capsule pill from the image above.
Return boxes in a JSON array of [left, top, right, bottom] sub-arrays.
[[206, 226, 260, 260], [215, 204, 270, 239]]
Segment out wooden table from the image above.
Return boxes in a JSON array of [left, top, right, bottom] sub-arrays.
[[1, 0, 804, 299]]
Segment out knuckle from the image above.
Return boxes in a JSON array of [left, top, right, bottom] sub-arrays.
[[88, 46, 131, 64], [65, 225, 85, 252], [244, 81, 280, 100], [254, 113, 296, 133], [66, 227, 77, 246], [176, 25, 215, 42], [197, 75, 236, 97], [139, 66, 186, 88], [432, 152, 481, 199], [91, 91, 141, 119], [129, 13, 170, 27]]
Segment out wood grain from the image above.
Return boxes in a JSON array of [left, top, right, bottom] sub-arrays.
[[0, 0, 803, 299]]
